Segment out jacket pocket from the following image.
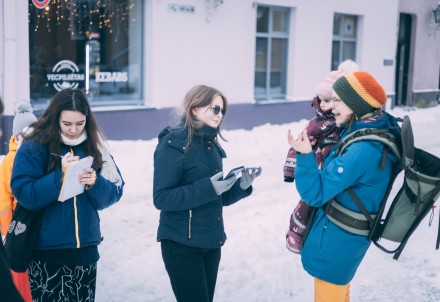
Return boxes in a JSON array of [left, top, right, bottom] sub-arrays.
[[318, 221, 327, 249]]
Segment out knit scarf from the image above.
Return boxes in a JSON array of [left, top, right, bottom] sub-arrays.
[[61, 132, 123, 187]]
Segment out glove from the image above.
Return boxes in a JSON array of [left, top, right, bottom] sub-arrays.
[[210, 172, 237, 195], [240, 167, 262, 190]]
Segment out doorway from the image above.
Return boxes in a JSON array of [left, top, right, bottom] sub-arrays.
[[395, 13, 412, 106]]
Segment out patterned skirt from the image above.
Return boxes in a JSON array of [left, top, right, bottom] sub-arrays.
[[28, 259, 97, 301]]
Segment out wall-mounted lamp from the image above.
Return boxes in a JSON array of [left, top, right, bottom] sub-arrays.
[[433, 2, 440, 24]]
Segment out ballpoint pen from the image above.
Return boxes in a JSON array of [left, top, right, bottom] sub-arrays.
[[50, 153, 64, 158]]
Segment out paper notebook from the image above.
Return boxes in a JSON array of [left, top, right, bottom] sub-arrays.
[[58, 156, 94, 202]]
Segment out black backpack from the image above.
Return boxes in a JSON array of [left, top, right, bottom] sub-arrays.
[[313, 115, 440, 260]]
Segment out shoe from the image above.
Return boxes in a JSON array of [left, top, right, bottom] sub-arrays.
[[286, 230, 303, 254]]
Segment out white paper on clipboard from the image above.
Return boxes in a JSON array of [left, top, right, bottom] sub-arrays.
[[58, 156, 94, 202]]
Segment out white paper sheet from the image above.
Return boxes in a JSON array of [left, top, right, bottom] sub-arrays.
[[58, 156, 94, 202]]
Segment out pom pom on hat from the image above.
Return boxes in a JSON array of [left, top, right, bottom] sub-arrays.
[[12, 101, 37, 136], [315, 60, 359, 100], [332, 71, 387, 117]]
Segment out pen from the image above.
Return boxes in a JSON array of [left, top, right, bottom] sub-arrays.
[[50, 153, 64, 158]]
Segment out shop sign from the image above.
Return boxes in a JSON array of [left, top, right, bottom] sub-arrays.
[[95, 72, 128, 82], [47, 60, 85, 91], [32, 0, 51, 9]]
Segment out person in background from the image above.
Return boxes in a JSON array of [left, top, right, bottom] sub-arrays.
[[284, 60, 359, 253], [0, 101, 37, 302], [288, 71, 398, 301], [153, 85, 262, 302], [1, 101, 38, 238], [11, 89, 124, 301], [0, 96, 24, 301]]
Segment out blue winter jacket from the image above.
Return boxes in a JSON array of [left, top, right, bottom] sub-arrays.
[[153, 125, 252, 249], [295, 112, 399, 285], [11, 139, 124, 250]]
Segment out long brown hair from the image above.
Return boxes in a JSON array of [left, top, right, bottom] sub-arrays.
[[25, 89, 103, 172], [179, 85, 228, 148]]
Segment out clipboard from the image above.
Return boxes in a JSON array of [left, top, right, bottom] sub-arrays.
[[58, 156, 94, 202]]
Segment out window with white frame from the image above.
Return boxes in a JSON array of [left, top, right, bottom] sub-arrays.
[[331, 14, 358, 71], [254, 6, 290, 102]]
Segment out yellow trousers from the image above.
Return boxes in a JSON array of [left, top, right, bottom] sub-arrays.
[[314, 278, 350, 302]]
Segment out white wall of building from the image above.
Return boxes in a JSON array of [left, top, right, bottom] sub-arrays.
[[147, 0, 399, 107], [1, 0, 30, 115]]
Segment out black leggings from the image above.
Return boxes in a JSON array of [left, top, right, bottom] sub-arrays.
[[161, 240, 221, 302], [28, 259, 97, 301]]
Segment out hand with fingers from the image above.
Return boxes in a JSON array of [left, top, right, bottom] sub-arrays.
[[210, 172, 237, 195], [240, 167, 262, 190], [79, 168, 97, 187], [288, 130, 313, 155], [61, 152, 80, 172]]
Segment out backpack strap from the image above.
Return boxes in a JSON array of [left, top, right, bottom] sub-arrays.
[[324, 127, 402, 237], [323, 199, 377, 236], [347, 188, 375, 225], [336, 128, 401, 160]]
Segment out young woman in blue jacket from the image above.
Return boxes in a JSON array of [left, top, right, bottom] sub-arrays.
[[288, 72, 399, 301], [11, 89, 124, 301], [153, 85, 261, 302]]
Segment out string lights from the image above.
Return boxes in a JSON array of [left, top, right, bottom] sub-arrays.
[[28, 0, 136, 39]]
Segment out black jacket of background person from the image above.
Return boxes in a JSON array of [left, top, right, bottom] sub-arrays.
[[0, 224, 23, 301]]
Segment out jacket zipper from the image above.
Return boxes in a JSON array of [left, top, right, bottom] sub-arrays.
[[188, 209, 192, 239], [74, 195, 80, 248], [70, 148, 80, 248]]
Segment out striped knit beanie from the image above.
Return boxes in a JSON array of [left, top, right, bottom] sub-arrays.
[[332, 71, 387, 117]]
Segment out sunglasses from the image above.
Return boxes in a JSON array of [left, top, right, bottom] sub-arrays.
[[207, 105, 226, 116]]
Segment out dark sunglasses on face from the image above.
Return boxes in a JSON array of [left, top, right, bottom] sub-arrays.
[[208, 105, 226, 116]]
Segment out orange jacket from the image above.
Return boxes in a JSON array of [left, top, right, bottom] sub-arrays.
[[0, 136, 18, 237]]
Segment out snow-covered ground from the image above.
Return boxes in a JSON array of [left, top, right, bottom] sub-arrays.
[[3, 105, 440, 301]]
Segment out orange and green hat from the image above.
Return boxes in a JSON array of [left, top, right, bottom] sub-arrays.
[[332, 71, 387, 117]]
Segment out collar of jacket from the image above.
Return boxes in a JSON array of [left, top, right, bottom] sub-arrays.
[[160, 125, 226, 158], [337, 110, 398, 140]]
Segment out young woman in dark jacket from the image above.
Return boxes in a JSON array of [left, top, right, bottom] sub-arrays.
[[11, 89, 124, 301], [153, 85, 261, 302]]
